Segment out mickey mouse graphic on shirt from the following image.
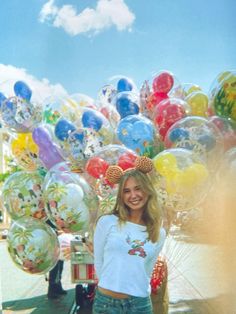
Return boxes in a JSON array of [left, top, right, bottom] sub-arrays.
[[126, 235, 147, 258]]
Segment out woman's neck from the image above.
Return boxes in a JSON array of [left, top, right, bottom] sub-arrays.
[[128, 211, 144, 225]]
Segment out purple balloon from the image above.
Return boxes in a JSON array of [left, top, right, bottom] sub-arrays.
[[32, 126, 64, 169]]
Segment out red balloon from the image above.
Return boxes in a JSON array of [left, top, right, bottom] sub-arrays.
[[85, 157, 109, 178], [146, 92, 168, 112], [153, 99, 187, 139], [118, 152, 137, 170], [152, 72, 174, 94]]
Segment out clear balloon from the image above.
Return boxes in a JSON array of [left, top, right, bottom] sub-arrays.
[[1, 96, 42, 133], [68, 93, 96, 110], [97, 84, 117, 107], [43, 169, 99, 233], [209, 70, 236, 121], [117, 114, 162, 157], [164, 116, 224, 171], [42, 95, 77, 125], [53, 108, 115, 171], [113, 91, 140, 119], [14, 81, 32, 101], [153, 98, 190, 140], [209, 116, 236, 151], [152, 148, 210, 211], [185, 91, 209, 117], [108, 75, 138, 94], [85, 145, 138, 214], [2, 171, 47, 220], [7, 217, 60, 274], [182, 83, 202, 97], [11, 133, 40, 171], [32, 125, 64, 170]]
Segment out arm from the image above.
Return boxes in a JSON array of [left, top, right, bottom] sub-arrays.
[[93, 216, 111, 280]]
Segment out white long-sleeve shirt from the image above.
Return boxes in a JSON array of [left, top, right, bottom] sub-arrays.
[[94, 214, 166, 297]]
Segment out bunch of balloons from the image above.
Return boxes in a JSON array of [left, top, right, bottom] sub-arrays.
[[153, 149, 209, 211]]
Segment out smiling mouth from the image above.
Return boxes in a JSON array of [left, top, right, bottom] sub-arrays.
[[129, 199, 142, 205]]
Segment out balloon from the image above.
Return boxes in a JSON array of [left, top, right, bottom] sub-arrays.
[[146, 92, 169, 113], [185, 91, 209, 117], [1, 96, 42, 133], [0, 92, 6, 109], [68, 93, 96, 109], [197, 134, 216, 151], [7, 217, 60, 274], [85, 145, 138, 216], [114, 91, 139, 119], [33, 126, 64, 170], [153, 148, 210, 211], [209, 70, 236, 121], [54, 119, 76, 141], [82, 110, 103, 131], [14, 81, 32, 101], [164, 116, 224, 171], [209, 116, 236, 151], [117, 152, 137, 170], [42, 95, 76, 125], [44, 170, 98, 233], [2, 171, 47, 220], [85, 157, 109, 179], [117, 114, 161, 157], [153, 152, 178, 177], [168, 128, 189, 143], [153, 98, 189, 139], [152, 71, 174, 94], [97, 84, 117, 106], [117, 78, 134, 92], [182, 83, 202, 97], [11, 133, 40, 171]]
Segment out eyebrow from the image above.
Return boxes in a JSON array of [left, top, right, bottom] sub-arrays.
[[123, 184, 141, 191]]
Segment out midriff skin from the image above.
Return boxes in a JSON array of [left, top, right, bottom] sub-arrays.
[[98, 287, 130, 299]]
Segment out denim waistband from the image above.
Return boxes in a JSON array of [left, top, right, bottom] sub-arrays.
[[95, 288, 149, 305]]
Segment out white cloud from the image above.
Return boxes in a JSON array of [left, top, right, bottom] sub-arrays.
[[0, 64, 68, 103], [39, 0, 135, 36]]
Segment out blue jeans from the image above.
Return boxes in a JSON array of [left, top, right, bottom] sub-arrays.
[[92, 289, 153, 314]]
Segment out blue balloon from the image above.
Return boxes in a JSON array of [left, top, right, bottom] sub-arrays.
[[115, 93, 139, 119], [117, 121, 134, 146], [82, 110, 103, 131], [132, 121, 154, 142], [14, 81, 32, 101], [54, 119, 76, 141], [117, 78, 133, 92], [198, 134, 216, 151], [169, 128, 189, 142], [0, 92, 6, 109], [73, 131, 84, 143]]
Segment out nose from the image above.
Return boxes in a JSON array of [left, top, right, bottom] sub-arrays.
[[130, 190, 137, 198]]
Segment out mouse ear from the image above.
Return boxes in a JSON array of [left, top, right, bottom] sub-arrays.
[[105, 165, 124, 184], [135, 156, 153, 173]]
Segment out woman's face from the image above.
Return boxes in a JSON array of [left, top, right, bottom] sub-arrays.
[[122, 176, 148, 213]]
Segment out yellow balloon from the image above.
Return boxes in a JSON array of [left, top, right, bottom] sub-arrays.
[[153, 153, 177, 177], [186, 92, 209, 117], [11, 133, 39, 171]]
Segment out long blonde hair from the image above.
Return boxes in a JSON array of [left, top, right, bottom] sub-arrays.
[[111, 169, 163, 243]]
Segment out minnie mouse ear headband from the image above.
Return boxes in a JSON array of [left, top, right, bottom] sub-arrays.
[[105, 156, 153, 184]]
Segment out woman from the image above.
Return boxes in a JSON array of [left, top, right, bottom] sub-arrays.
[[93, 157, 166, 314]]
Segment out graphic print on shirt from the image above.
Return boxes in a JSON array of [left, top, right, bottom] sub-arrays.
[[126, 235, 147, 258]]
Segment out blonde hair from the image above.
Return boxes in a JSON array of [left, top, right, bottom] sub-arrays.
[[111, 169, 163, 243]]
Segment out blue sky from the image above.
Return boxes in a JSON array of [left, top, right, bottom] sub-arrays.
[[0, 0, 235, 100]]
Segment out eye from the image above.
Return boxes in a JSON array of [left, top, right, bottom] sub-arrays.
[[123, 189, 130, 194]]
